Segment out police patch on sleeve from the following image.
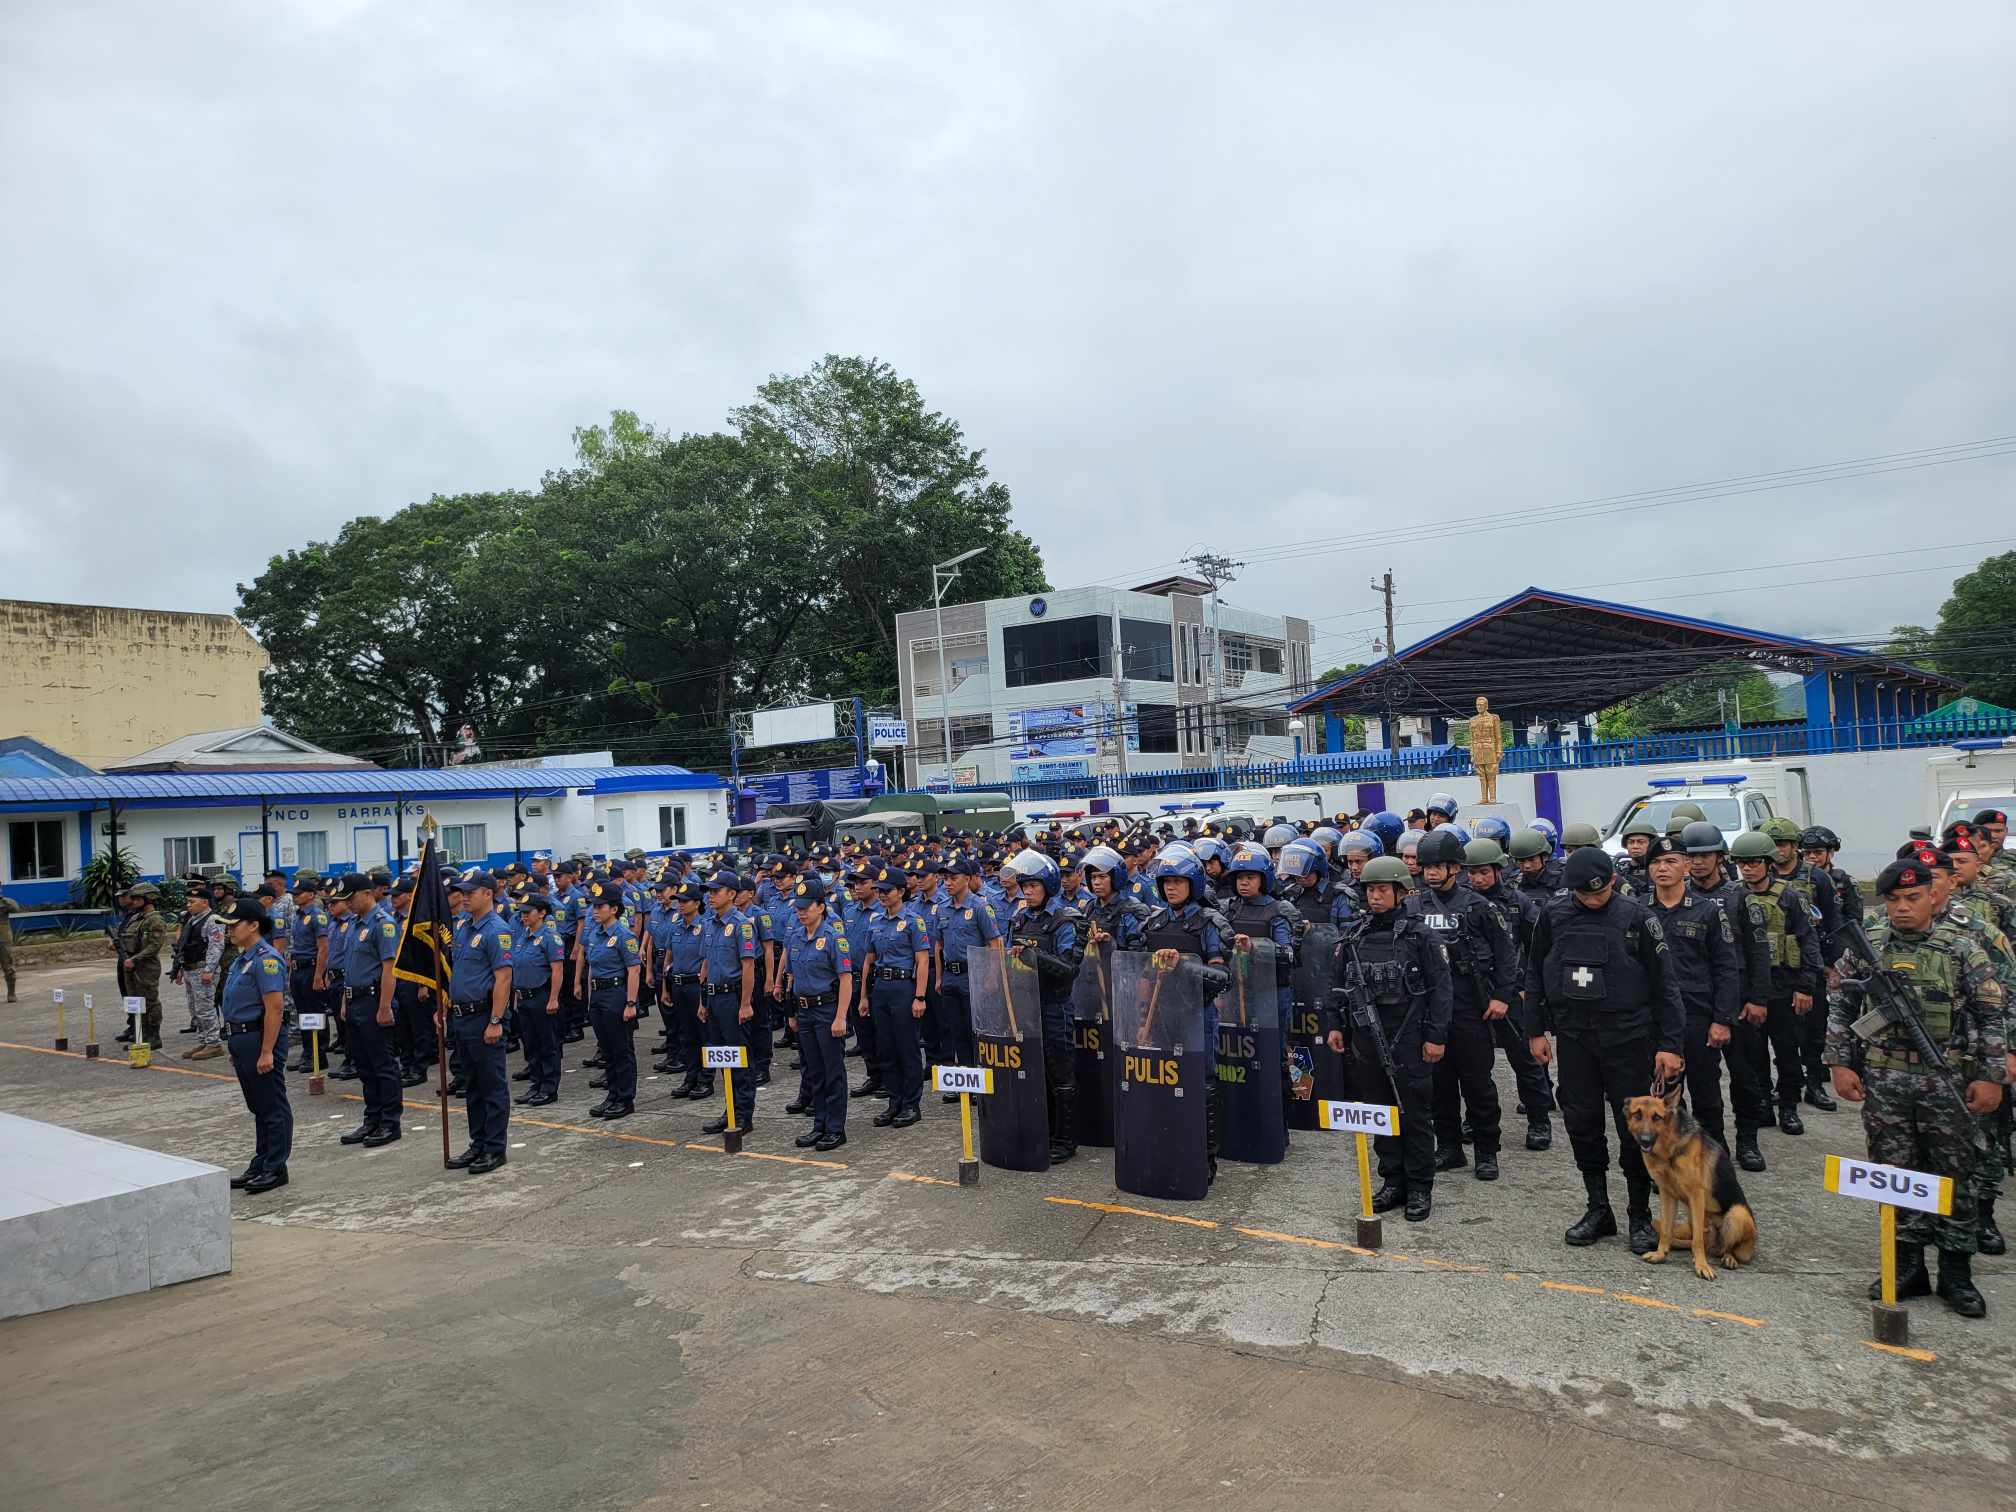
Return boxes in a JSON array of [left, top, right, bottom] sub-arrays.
[[260, 956, 282, 976]]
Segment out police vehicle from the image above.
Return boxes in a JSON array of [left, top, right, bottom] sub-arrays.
[[1600, 773, 1777, 856], [1926, 738, 2016, 849]]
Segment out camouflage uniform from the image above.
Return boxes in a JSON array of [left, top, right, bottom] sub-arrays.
[[0, 891, 18, 1001], [1826, 916, 2008, 1254], [115, 901, 171, 1047], [1950, 885, 2016, 1220], [171, 905, 228, 1048]]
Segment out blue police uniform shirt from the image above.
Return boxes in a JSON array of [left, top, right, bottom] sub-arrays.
[[290, 902, 329, 960], [513, 917, 565, 991], [448, 910, 514, 1003], [582, 915, 641, 982], [865, 904, 928, 973], [783, 913, 852, 996], [223, 940, 290, 1024], [747, 902, 778, 963], [665, 912, 707, 975], [701, 906, 756, 982], [554, 884, 582, 938], [938, 891, 1003, 986], [647, 902, 683, 955], [341, 904, 399, 990]]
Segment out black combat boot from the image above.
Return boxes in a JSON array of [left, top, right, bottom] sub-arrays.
[[1869, 1243, 1932, 1300], [1473, 1148, 1500, 1182], [1565, 1170, 1617, 1247], [1802, 1078, 1837, 1112], [1734, 1126, 1767, 1172], [1525, 1113, 1552, 1151], [1979, 1198, 2006, 1257], [1625, 1174, 1658, 1255], [1777, 1103, 1804, 1136], [1936, 1250, 1987, 1318], [1404, 1188, 1433, 1222], [1434, 1143, 1468, 1172], [1370, 1181, 1408, 1213], [1047, 1086, 1078, 1164]]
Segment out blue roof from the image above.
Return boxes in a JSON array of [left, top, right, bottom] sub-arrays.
[[0, 764, 722, 812], [1289, 586, 1957, 719], [0, 736, 96, 779]]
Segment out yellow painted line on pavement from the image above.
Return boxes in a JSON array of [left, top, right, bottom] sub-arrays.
[[1539, 1280, 1608, 1296], [1045, 1196, 1220, 1229], [1694, 1307, 1765, 1328], [888, 1171, 962, 1188], [1234, 1226, 1375, 1257], [1610, 1292, 1683, 1312], [1863, 1339, 1937, 1362]]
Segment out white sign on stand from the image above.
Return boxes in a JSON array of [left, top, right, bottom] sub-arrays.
[[1316, 1100, 1401, 1136], [1824, 1154, 1953, 1216], [703, 1045, 748, 1070], [932, 1065, 993, 1096]]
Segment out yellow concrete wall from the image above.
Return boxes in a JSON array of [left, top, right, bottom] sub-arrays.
[[0, 600, 269, 768]]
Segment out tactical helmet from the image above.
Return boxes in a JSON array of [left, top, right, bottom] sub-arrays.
[[1670, 802, 1707, 824], [1192, 837, 1232, 868], [1278, 839, 1329, 883], [1081, 844, 1127, 882], [1473, 816, 1512, 846], [1225, 842, 1273, 877], [1762, 817, 1802, 843], [1621, 814, 1660, 839], [1417, 829, 1467, 867], [1339, 829, 1382, 857], [1395, 830, 1424, 856], [1154, 849, 1207, 899], [1445, 824, 1473, 847], [1360, 856, 1412, 886], [1729, 830, 1777, 860], [1464, 838, 1506, 867], [1426, 792, 1458, 819], [1680, 820, 1726, 854], [1262, 823, 1299, 850], [1002, 849, 1060, 899], [1664, 811, 1695, 836], [1529, 817, 1559, 843], [1507, 829, 1553, 861], [1309, 825, 1343, 852], [1562, 822, 1602, 849], [1365, 811, 1405, 853], [1799, 825, 1839, 851]]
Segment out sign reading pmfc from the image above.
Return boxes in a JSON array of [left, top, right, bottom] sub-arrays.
[[1316, 1100, 1401, 1137]]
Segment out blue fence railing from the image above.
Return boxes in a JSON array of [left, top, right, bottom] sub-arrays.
[[996, 715, 2016, 806]]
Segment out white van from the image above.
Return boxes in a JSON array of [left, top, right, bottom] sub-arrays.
[[1925, 740, 2016, 848]]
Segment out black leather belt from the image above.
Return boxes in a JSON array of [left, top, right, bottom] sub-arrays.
[[346, 985, 378, 999], [448, 1000, 490, 1017], [703, 982, 739, 997], [943, 961, 968, 975], [876, 968, 914, 981], [666, 972, 699, 985], [793, 993, 837, 1010], [515, 986, 550, 1000], [590, 975, 622, 989], [226, 1021, 263, 1034]]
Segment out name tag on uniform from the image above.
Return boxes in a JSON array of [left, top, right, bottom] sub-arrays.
[[1425, 914, 1457, 929]]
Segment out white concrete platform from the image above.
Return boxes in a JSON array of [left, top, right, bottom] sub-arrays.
[[0, 1112, 231, 1319]]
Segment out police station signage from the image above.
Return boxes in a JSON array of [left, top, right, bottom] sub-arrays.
[[238, 803, 435, 824]]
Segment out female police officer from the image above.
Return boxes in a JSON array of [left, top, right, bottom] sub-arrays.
[[218, 897, 294, 1193]]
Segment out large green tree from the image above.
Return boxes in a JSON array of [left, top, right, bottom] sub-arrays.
[[237, 357, 1049, 769], [1929, 552, 2016, 709]]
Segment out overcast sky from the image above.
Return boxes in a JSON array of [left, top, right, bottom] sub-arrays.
[[4, 1, 2012, 669]]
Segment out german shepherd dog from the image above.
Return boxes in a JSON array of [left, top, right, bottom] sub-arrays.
[[1624, 1083, 1758, 1281]]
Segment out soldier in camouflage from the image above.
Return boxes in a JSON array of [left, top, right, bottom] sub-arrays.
[[1939, 825, 2016, 1255], [1826, 854, 2008, 1319], [113, 883, 172, 1050]]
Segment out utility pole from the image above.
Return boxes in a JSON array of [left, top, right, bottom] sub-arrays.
[[1371, 568, 1397, 777], [1186, 550, 1244, 773], [1110, 603, 1130, 784]]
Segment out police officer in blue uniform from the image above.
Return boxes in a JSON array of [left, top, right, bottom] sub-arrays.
[[580, 878, 643, 1119], [1004, 850, 1085, 1162], [1139, 848, 1231, 1178], [332, 874, 403, 1147], [863, 868, 931, 1128], [699, 869, 759, 1135], [218, 897, 294, 1192], [660, 884, 710, 1096], [782, 876, 854, 1150], [286, 875, 332, 1073], [512, 893, 566, 1106], [444, 872, 514, 1173], [936, 858, 1004, 1080]]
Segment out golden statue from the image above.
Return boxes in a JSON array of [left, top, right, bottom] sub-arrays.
[[1468, 695, 1503, 804]]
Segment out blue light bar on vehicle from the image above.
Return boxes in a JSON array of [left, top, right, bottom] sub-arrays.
[[1646, 778, 1687, 789], [1159, 801, 1225, 812], [1954, 738, 2009, 752], [1696, 775, 1747, 786]]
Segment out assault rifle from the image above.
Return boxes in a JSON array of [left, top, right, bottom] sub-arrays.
[[1335, 919, 1401, 1094], [1840, 918, 1990, 1157]]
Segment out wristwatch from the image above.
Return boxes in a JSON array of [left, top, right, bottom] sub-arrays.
[[489, 1016, 505, 1027]]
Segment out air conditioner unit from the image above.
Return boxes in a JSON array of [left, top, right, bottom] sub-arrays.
[[99, 822, 128, 837], [524, 804, 544, 817], [198, 864, 229, 880]]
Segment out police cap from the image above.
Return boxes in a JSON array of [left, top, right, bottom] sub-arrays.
[[391, 877, 415, 897], [519, 892, 554, 914], [704, 870, 739, 893], [332, 874, 374, 900], [873, 867, 908, 893], [1561, 847, 1615, 894], [1895, 839, 1951, 871], [220, 897, 269, 928], [290, 872, 323, 893], [1974, 806, 2008, 826], [793, 876, 831, 907]]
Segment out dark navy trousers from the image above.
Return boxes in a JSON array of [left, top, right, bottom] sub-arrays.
[[228, 1022, 294, 1175], [448, 1011, 509, 1155], [344, 988, 402, 1128]]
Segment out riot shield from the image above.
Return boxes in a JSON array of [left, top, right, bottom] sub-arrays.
[[1112, 950, 1211, 1201], [1286, 923, 1350, 1131], [968, 945, 1049, 1171], [1070, 944, 1116, 1148], [1218, 938, 1286, 1165]]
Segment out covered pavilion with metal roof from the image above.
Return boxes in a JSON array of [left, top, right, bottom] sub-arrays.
[[1287, 587, 1958, 748]]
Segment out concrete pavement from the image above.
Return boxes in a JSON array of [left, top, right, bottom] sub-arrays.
[[1, 960, 2009, 1511]]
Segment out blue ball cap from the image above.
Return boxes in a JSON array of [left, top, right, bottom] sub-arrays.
[[792, 876, 830, 907], [874, 866, 908, 893], [705, 869, 739, 892], [461, 870, 497, 893]]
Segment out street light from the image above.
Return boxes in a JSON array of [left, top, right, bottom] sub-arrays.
[[1289, 717, 1305, 778], [932, 547, 986, 790]]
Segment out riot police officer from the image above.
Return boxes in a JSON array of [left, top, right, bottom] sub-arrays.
[[1139, 848, 1230, 1178], [1682, 821, 1775, 1170], [1407, 829, 1518, 1179], [1463, 837, 1555, 1150], [1511, 828, 1562, 900], [1004, 850, 1084, 1163], [1326, 856, 1449, 1221], [1614, 815, 1660, 899], [1641, 834, 1740, 1154], [1526, 847, 1685, 1252]]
